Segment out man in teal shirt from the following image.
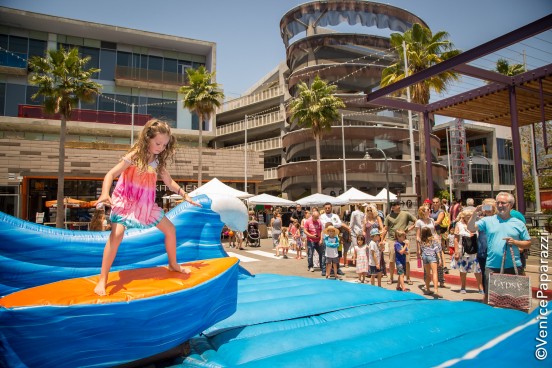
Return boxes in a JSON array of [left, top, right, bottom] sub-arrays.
[[467, 192, 531, 295]]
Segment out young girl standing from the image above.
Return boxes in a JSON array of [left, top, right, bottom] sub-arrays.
[[353, 235, 368, 283], [419, 227, 442, 297], [94, 119, 201, 296]]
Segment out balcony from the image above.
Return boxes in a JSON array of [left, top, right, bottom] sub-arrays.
[[0, 52, 27, 76], [218, 85, 283, 113], [264, 167, 279, 180], [18, 105, 152, 126], [115, 66, 187, 92], [216, 110, 284, 136], [224, 136, 282, 152]]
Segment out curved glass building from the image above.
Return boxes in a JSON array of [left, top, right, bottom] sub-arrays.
[[278, 0, 447, 199]]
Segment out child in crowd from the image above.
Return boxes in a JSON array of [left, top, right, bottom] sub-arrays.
[[419, 227, 442, 297], [353, 234, 368, 283], [290, 221, 304, 259], [89, 208, 109, 231], [394, 230, 410, 292], [368, 228, 383, 287], [278, 227, 290, 259], [323, 225, 340, 279], [94, 119, 201, 296]]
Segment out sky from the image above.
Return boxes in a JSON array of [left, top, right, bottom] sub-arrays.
[[1, 0, 551, 99]]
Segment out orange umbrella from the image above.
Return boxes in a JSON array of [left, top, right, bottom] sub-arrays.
[[45, 198, 87, 208]]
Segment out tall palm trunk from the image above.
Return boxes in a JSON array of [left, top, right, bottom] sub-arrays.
[[197, 115, 203, 187], [315, 134, 322, 193], [55, 115, 67, 228]]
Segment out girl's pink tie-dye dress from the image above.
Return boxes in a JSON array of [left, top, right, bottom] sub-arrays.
[[109, 157, 164, 229]]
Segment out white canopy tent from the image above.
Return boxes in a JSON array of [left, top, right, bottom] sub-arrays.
[[247, 193, 296, 207], [189, 178, 253, 199], [374, 188, 398, 201], [337, 187, 377, 204], [296, 193, 347, 207]]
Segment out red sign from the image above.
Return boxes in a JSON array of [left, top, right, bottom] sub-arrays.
[[541, 190, 552, 210]]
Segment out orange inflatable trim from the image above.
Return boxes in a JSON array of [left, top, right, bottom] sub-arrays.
[[0, 257, 239, 308]]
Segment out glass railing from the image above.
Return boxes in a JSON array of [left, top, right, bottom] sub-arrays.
[[216, 110, 284, 136], [0, 52, 26, 68], [115, 66, 187, 86], [18, 104, 152, 126], [225, 136, 282, 151], [218, 85, 283, 113]]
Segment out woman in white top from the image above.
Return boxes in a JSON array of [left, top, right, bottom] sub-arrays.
[[452, 209, 483, 294]]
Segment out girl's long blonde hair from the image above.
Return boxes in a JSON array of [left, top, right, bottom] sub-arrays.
[[129, 119, 177, 173]]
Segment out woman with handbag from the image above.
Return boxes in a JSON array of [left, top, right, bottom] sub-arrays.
[[452, 210, 483, 294]]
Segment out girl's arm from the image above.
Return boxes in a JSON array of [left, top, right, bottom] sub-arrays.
[[97, 154, 133, 205], [159, 168, 201, 207]]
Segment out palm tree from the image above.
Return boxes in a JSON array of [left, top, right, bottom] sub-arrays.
[[28, 47, 101, 228], [381, 23, 461, 198], [288, 76, 345, 193], [179, 66, 224, 187], [495, 58, 525, 76]]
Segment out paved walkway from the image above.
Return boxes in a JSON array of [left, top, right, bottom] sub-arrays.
[[234, 236, 551, 312]]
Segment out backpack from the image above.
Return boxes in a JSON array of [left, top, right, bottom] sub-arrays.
[[462, 234, 478, 255], [440, 211, 450, 229]]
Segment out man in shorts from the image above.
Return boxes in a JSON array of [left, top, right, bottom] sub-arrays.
[[382, 201, 416, 285]]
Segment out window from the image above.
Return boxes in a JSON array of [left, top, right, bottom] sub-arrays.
[[0, 83, 5, 115], [98, 93, 115, 112], [116, 51, 131, 67], [467, 137, 489, 157], [80, 46, 99, 79], [28, 39, 47, 59], [146, 98, 176, 127], [26, 85, 43, 105], [470, 163, 491, 184], [99, 49, 116, 80], [497, 138, 514, 160], [114, 94, 131, 113], [499, 164, 515, 185], [148, 55, 163, 71]]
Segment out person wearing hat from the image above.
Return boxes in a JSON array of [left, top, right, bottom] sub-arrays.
[[382, 200, 416, 285], [322, 224, 341, 279], [368, 228, 383, 287]]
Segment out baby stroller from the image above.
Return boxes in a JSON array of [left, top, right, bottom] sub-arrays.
[[246, 220, 261, 247]]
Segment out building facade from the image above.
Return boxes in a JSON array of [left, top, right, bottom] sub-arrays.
[[434, 120, 516, 203], [0, 7, 263, 221], [216, 1, 447, 200]]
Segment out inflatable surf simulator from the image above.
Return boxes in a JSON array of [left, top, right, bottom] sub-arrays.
[[0, 194, 545, 367], [0, 194, 245, 367]]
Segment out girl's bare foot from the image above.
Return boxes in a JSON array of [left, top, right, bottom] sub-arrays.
[[169, 264, 192, 274], [94, 280, 107, 296]]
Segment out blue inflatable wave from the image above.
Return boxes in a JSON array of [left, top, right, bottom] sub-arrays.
[[0, 194, 248, 296]]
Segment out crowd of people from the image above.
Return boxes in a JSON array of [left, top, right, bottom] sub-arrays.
[[260, 193, 531, 302]]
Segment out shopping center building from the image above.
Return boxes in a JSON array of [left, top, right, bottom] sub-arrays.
[[216, 1, 449, 200], [0, 7, 263, 221]]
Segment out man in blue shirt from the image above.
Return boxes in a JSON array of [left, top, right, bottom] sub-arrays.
[[467, 192, 531, 301]]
